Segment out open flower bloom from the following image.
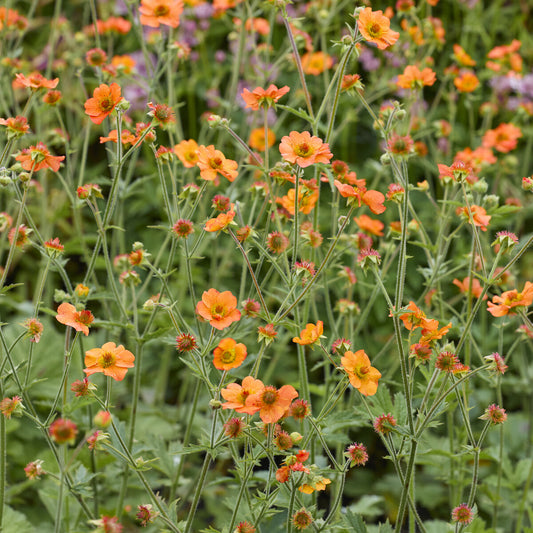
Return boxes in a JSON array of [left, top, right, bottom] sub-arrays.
[[399, 301, 438, 332], [246, 384, 298, 424], [213, 338, 247, 370], [301, 51, 334, 76], [354, 214, 384, 236], [99, 129, 136, 145], [139, 0, 184, 28], [293, 321, 323, 345], [396, 65, 436, 89], [357, 8, 399, 50], [453, 277, 486, 299], [341, 349, 381, 396], [456, 205, 491, 231], [276, 188, 319, 215], [241, 84, 289, 110], [487, 282, 533, 317], [279, 131, 332, 168], [204, 208, 236, 232], [334, 180, 386, 214], [419, 322, 452, 345], [221, 376, 265, 414], [196, 145, 238, 182], [15, 72, 59, 90], [84, 342, 135, 381], [482, 123, 522, 153], [196, 288, 241, 329], [55, 302, 94, 336], [15, 142, 65, 172], [299, 476, 331, 494], [84, 83, 123, 125], [454, 71, 479, 93], [173, 139, 199, 167]]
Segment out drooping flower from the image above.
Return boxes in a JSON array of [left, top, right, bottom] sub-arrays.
[[487, 282, 533, 317], [24, 459, 45, 480], [136, 504, 159, 527], [23, 318, 43, 343], [334, 181, 386, 214], [84, 342, 135, 381], [0, 396, 23, 418], [84, 83, 123, 125], [196, 145, 238, 182], [88, 515, 123, 533], [15, 72, 59, 90], [204, 208, 236, 232], [0, 115, 29, 139], [221, 376, 265, 414], [357, 8, 399, 50], [452, 277, 486, 299], [55, 302, 94, 336], [341, 350, 381, 396], [353, 214, 384, 236], [279, 131, 332, 168], [15, 142, 64, 172], [49, 418, 78, 445], [246, 384, 299, 424], [396, 65, 436, 89], [292, 321, 323, 345], [298, 475, 331, 494], [139, 0, 184, 28], [456, 204, 491, 231], [482, 122, 522, 153], [399, 301, 438, 332], [196, 288, 241, 329], [241, 84, 290, 110], [213, 337, 247, 371]]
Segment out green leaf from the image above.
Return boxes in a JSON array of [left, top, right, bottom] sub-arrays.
[[342, 509, 368, 533], [2, 506, 35, 533]]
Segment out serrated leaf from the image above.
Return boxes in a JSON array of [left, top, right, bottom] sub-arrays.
[[342, 509, 367, 533], [349, 495, 384, 518], [2, 506, 35, 533]]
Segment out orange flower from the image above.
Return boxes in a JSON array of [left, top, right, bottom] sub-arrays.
[[248, 127, 275, 151], [173, 139, 199, 167], [454, 147, 496, 173], [399, 301, 438, 332], [55, 302, 94, 336], [453, 277, 486, 299], [293, 321, 323, 345], [139, 0, 184, 28], [419, 322, 451, 345], [204, 208, 236, 232], [15, 142, 65, 172], [456, 205, 491, 232], [14, 72, 58, 90], [279, 131, 332, 168], [99, 129, 136, 145], [397, 65, 436, 89], [221, 376, 264, 414], [196, 288, 241, 330], [299, 476, 331, 494], [213, 338, 247, 370], [301, 51, 333, 76], [246, 384, 298, 424], [453, 44, 476, 67], [276, 188, 319, 215], [241, 84, 290, 110], [84, 83, 123, 125], [353, 214, 384, 236], [487, 282, 533, 317], [341, 349, 381, 396], [196, 145, 238, 182], [334, 180, 386, 214], [454, 71, 479, 93], [357, 8, 399, 50], [84, 342, 135, 381], [111, 55, 136, 75], [482, 123, 522, 153]]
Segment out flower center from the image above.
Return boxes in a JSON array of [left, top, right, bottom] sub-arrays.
[[99, 98, 114, 112], [211, 304, 226, 319], [154, 4, 170, 16], [354, 365, 369, 379], [367, 22, 382, 38], [220, 349, 236, 364], [98, 351, 116, 369], [294, 142, 313, 158], [209, 157, 223, 169], [261, 389, 278, 405]]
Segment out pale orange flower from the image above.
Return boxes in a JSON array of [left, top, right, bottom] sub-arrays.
[[399, 301, 438, 332], [139, 0, 184, 28], [397, 65, 436, 89], [419, 322, 451, 345], [487, 282, 533, 317], [55, 302, 94, 336], [454, 71, 479, 93], [357, 8, 399, 50], [248, 127, 275, 151], [334, 180, 386, 215], [454, 147, 496, 173], [173, 139, 199, 167], [196, 288, 241, 330], [246, 384, 298, 424], [341, 349, 381, 396], [84, 342, 135, 381], [110, 55, 136, 74], [212, 338, 247, 371], [456, 205, 491, 232], [279, 131, 332, 168], [221, 376, 264, 414], [277, 188, 319, 215], [204, 208, 236, 232], [14, 72, 58, 90], [301, 51, 334, 76], [84, 83, 123, 125], [99, 129, 137, 145], [453, 44, 476, 67], [353, 214, 384, 236], [453, 277, 486, 299], [196, 145, 238, 182], [15, 142, 65, 172], [292, 321, 323, 345], [299, 476, 331, 494], [241, 84, 289, 110], [482, 123, 522, 153]]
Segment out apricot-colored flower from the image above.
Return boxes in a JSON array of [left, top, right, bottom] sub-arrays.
[[55, 302, 94, 336], [293, 321, 323, 345], [482, 123, 522, 153], [399, 301, 438, 332], [354, 214, 384, 236], [279, 131, 332, 168], [248, 127, 275, 151], [196, 145, 238, 182], [221, 376, 264, 414], [334, 180, 386, 214], [213, 338, 247, 370], [301, 51, 333, 76], [299, 476, 331, 494], [84, 342, 135, 381], [454, 71, 479, 93], [246, 384, 298, 424], [487, 282, 533, 317], [204, 209, 236, 232], [453, 277, 486, 299], [0, 116, 29, 139], [453, 44, 476, 67], [139, 0, 184, 28], [456, 205, 491, 232], [84, 83, 123, 125], [110, 55, 136, 74], [241, 84, 290, 110], [357, 8, 399, 50], [397, 65, 436, 89], [196, 288, 241, 330], [15, 142, 64, 172], [173, 139, 199, 167], [341, 349, 381, 396], [277, 188, 319, 215], [419, 322, 451, 345], [99, 129, 136, 145], [15, 72, 59, 90]]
